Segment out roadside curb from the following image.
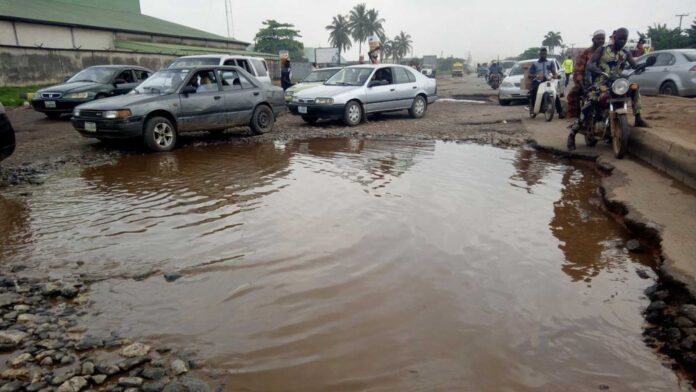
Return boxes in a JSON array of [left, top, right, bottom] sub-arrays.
[[629, 127, 696, 190]]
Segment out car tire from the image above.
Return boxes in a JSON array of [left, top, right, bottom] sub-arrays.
[[250, 105, 275, 135], [45, 113, 61, 120], [659, 81, 679, 96], [144, 116, 177, 152], [409, 95, 427, 119], [343, 101, 363, 126], [301, 116, 318, 124], [498, 98, 510, 106]]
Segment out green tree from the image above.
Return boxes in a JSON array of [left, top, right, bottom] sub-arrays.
[[326, 14, 352, 64], [518, 47, 541, 60], [542, 31, 563, 54], [366, 8, 386, 61], [254, 20, 305, 60], [348, 3, 370, 56], [688, 19, 696, 46], [393, 31, 413, 61], [382, 40, 395, 62]]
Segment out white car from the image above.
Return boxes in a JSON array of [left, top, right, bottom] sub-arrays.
[[169, 54, 272, 85], [498, 59, 565, 106], [287, 64, 438, 126]]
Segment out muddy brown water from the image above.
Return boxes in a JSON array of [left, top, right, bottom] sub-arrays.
[[0, 139, 689, 391]]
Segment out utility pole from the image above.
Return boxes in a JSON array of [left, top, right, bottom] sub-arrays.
[[224, 0, 230, 38], [676, 13, 689, 30]]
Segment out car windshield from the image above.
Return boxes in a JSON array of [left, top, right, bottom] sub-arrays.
[[169, 57, 220, 68], [325, 67, 374, 86], [67, 67, 117, 84], [133, 69, 189, 94], [509, 64, 525, 76], [303, 69, 340, 83], [502, 61, 515, 69], [682, 50, 696, 62]]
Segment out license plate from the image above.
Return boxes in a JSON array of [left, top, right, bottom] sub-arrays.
[[84, 122, 97, 132], [298, 106, 307, 114], [45, 101, 56, 108]]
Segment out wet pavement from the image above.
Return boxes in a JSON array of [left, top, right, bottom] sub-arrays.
[[0, 138, 689, 391]]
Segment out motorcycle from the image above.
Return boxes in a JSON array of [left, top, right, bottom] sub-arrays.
[[576, 55, 656, 159], [488, 73, 502, 90], [529, 75, 561, 122]]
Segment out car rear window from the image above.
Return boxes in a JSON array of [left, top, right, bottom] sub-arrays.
[[394, 67, 412, 84], [169, 57, 220, 68], [405, 68, 417, 82], [682, 51, 696, 62], [251, 59, 268, 77]]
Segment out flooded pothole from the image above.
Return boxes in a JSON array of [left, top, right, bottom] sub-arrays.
[[0, 138, 686, 391]]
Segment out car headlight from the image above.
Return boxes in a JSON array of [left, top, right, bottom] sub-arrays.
[[315, 98, 334, 105], [285, 90, 294, 97], [611, 79, 630, 95], [65, 92, 92, 99], [73, 108, 80, 117], [104, 109, 132, 119], [502, 82, 513, 88]]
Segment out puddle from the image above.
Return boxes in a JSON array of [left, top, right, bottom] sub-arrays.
[[0, 139, 687, 391]]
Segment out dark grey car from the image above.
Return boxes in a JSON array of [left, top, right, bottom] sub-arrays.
[[32, 65, 152, 119], [71, 66, 285, 152]]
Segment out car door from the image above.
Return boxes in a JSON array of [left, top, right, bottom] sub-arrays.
[[218, 69, 257, 125], [364, 67, 398, 113], [112, 69, 139, 95], [178, 69, 227, 131], [392, 66, 417, 109], [639, 52, 674, 94]]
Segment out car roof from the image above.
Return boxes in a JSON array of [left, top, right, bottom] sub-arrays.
[[174, 54, 265, 60], [344, 64, 412, 69], [86, 65, 150, 69], [312, 67, 343, 71]]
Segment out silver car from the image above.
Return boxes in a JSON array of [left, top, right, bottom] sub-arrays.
[[629, 49, 696, 97], [287, 64, 438, 126], [498, 59, 566, 106]]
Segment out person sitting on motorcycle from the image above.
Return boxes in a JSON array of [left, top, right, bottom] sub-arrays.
[[528, 47, 565, 119], [585, 27, 649, 129], [566, 30, 606, 149], [489, 62, 503, 77]]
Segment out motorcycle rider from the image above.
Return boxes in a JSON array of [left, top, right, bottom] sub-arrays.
[[585, 27, 649, 127], [488, 62, 503, 86], [528, 47, 565, 119], [566, 30, 606, 149]]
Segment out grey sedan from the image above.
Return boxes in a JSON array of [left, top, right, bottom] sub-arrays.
[[630, 49, 696, 97], [71, 66, 285, 151], [287, 64, 438, 126]]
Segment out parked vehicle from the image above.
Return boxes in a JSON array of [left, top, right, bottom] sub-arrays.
[[452, 63, 464, 77], [578, 56, 656, 159], [71, 66, 285, 152], [628, 49, 696, 97], [31, 65, 153, 119], [284, 67, 342, 103], [498, 59, 565, 105], [169, 55, 272, 85], [287, 64, 438, 126], [0, 103, 16, 162], [501, 60, 516, 76], [477, 66, 488, 78], [529, 76, 561, 122], [421, 68, 435, 78]]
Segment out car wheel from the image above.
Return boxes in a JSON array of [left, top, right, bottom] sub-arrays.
[[498, 98, 510, 106], [250, 105, 275, 135], [659, 81, 679, 96], [343, 101, 363, 126], [408, 95, 427, 118], [301, 116, 318, 124], [144, 116, 177, 152], [45, 113, 61, 120]]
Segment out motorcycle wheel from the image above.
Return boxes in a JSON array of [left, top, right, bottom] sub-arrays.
[[544, 94, 555, 122], [612, 114, 630, 159]]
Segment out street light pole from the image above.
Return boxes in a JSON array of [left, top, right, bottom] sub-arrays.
[[676, 13, 689, 31]]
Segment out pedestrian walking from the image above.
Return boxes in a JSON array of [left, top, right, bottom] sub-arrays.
[[562, 56, 574, 87], [281, 59, 292, 91]]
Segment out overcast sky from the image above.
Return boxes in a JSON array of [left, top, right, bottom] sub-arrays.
[[141, 0, 696, 61]]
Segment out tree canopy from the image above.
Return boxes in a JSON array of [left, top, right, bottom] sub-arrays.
[[326, 15, 352, 63], [254, 20, 305, 60], [518, 47, 541, 60]]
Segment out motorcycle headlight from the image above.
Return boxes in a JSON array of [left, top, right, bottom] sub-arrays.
[[65, 92, 92, 99], [315, 98, 334, 105], [612, 79, 630, 95]]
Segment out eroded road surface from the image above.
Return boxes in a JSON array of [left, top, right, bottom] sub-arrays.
[[0, 138, 687, 391]]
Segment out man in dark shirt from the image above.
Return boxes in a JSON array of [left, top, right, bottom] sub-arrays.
[[528, 48, 565, 118]]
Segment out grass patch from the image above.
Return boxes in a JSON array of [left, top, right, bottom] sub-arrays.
[[0, 85, 51, 107]]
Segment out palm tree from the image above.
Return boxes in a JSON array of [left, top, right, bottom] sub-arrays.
[[326, 14, 352, 64], [382, 39, 395, 62], [366, 9, 385, 61], [348, 3, 370, 57], [542, 31, 563, 54], [393, 31, 413, 61]]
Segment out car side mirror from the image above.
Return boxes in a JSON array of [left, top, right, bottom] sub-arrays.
[[645, 56, 657, 67], [181, 86, 197, 95]]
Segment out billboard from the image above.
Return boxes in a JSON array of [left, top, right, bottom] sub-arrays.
[[314, 48, 340, 64]]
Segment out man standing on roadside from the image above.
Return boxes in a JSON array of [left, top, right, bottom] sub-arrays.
[[562, 56, 574, 87]]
